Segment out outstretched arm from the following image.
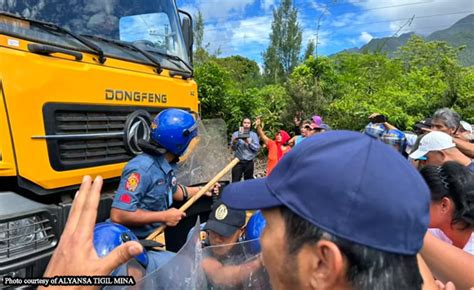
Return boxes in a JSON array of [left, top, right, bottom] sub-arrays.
[[202, 256, 263, 286], [453, 137, 474, 158], [288, 136, 297, 147], [255, 118, 271, 145], [420, 231, 474, 289]]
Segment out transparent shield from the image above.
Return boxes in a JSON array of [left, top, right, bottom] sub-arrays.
[[105, 234, 272, 289], [176, 119, 232, 186], [105, 219, 207, 290], [202, 239, 272, 290]]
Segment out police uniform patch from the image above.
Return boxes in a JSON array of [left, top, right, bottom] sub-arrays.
[[119, 193, 132, 204], [215, 204, 228, 220], [171, 176, 177, 187], [125, 172, 141, 192]]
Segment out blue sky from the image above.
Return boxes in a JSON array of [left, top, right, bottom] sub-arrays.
[[175, 0, 473, 65]]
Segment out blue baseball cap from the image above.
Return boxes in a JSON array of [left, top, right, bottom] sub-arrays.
[[221, 131, 430, 255]]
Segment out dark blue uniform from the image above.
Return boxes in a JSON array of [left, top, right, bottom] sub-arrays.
[[112, 153, 178, 239]]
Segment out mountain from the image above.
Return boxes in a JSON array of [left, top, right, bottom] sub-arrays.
[[427, 14, 474, 66], [359, 32, 415, 56], [344, 14, 474, 66]]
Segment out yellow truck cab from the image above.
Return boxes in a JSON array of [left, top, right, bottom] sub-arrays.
[[0, 0, 198, 279]]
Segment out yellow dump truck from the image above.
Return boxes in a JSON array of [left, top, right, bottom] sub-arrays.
[[0, 0, 198, 279]]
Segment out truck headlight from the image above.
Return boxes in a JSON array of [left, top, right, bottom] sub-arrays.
[[0, 216, 50, 257]]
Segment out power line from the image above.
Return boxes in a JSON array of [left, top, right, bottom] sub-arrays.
[[201, 10, 473, 33], [329, 10, 474, 31], [204, 22, 473, 52], [197, 0, 448, 24]]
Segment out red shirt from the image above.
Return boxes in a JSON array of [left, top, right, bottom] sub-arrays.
[[266, 140, 290, 175]]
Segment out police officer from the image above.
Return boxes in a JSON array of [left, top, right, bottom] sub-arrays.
[[110, 109, 211, 239], [200, 201, 264, 290]]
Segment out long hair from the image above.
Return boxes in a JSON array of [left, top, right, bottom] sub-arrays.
[[420, 161, 474, 228]]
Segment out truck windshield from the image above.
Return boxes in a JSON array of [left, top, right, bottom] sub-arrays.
[[0, 0, 190, 72]]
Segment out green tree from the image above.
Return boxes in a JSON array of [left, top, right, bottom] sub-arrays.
[[395, 35, 463, 108], [453, 67, 474, 123], [254, 85, 288, 134], [222, 85, 288, 134], [303, 40, 315, 60], [194, 60, 231, 119], [215, 55, 263, 91], [193, 11, 210, 64], [326, 47, 460, 130], [328, 52, 425, 130], [194, 11, 204, 49], [262, 0, 303, 84], [285, 56, 340, 123], [262, 46, 284, 84]]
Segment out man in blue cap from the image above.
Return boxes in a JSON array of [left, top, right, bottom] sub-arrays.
[[221, 131, 432, 290], [200, 201, 264, 289]]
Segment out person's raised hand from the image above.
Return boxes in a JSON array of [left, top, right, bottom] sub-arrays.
[[39, 176, 143, 289]]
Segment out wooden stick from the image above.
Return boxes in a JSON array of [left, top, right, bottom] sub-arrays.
[[146, 157, 240, 241]]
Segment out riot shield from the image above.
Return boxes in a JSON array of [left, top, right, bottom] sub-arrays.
[[105, 220, 207, 290], [105, 228, 272, 289], [202, 239, 273, 290], [176, 119, 232, 186]]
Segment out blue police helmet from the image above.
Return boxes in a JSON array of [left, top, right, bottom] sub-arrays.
[[364, 122, 385, 139], [150, 109, 198, 157], [381, 129, 407, 153], [93, 222, 148, 268], [245, 211, 266, 253]]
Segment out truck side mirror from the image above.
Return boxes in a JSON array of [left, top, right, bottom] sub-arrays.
[[178, 10, 193, 65]]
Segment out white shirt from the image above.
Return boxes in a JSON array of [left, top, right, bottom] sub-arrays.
[[429, 228, 474, 254]]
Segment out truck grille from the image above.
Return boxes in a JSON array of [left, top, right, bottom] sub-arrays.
[[56, 112, 129, 163], [43, 104, 161, 171], [0, 215, 56, 261]]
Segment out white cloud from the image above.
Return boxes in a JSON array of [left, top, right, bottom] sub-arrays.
[[349, 38, 358, 46], [352, 0, 474, 35], [309, 0, 329, 14], [199, 15, 272, 58], [198, 0, 256, 22], [301, 26, 330, 53], [359, 31, 373, 43], [261, 0, 276, 12], [230, 16, 273, 46], [330, 13, 356, 28]]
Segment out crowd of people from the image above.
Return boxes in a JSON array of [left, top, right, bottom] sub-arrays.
[[37, 107, 473, 290], [231, 113, 332, 179]]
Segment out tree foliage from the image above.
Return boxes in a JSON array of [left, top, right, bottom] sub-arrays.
[[284, 56, 340, 123], [262, 0, 303, 84], [215, 56, 263, 91], [453, 67, 474, 123], [194, 60, 230, 119], [195, 34, 471, 135], [303, 40, 316, 61], [193, 10, 210, 64]]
